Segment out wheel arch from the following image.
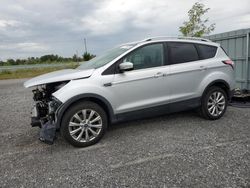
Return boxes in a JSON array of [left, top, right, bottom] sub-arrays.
[[202, 79, 231, 100], [55, 94, 116, 128]]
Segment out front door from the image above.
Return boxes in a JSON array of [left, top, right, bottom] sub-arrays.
[[109, 43, 170, 114]]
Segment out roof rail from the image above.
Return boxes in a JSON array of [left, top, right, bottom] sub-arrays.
[[144, 36, 211, 42]]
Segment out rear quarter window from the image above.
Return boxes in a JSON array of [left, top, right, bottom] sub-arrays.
[[196, 44, 217, 60]]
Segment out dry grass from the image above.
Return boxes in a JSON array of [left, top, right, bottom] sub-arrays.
[[0, 63, 79, 80]]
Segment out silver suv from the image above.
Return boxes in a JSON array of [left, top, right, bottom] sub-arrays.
[[24, 36, 235, 147]]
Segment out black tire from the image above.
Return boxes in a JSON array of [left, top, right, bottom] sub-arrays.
[[60, 101, 107, 147], [199, 86, 228, 120]]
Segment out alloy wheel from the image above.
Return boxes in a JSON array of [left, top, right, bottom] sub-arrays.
[[68, 109, 103, 142], [207, 91, 226, 117]]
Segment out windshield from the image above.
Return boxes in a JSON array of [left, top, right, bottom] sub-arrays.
[[78, 44, 136, 70]]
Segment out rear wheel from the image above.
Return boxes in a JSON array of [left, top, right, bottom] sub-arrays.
[[60, 101, 107, 147], [200, 86, 228, 120]]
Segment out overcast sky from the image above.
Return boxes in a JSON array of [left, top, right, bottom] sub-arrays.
[[0, 0, 250, 60]]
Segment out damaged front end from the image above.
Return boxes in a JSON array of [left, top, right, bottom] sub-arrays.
[[24, 68, 95, 145], [30, 82, 67, 144]]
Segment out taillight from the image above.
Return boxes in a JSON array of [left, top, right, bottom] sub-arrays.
[[222, 60, 234, 69]]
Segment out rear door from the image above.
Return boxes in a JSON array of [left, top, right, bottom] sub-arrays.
[[166, 42, 210, 102]]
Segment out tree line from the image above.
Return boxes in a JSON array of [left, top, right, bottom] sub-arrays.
[[0, 52, 95, 66]]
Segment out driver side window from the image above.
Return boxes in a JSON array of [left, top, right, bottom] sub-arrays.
[[123, 43, 164, 70]]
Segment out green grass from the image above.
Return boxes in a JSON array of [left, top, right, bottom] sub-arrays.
[[0, 63, 79, 80]]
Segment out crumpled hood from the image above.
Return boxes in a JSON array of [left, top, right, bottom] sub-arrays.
[[24, 68, 95, 88]]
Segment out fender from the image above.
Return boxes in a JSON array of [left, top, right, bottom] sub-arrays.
[[202, 79, 231, 99], [55, 93, 116, 128]]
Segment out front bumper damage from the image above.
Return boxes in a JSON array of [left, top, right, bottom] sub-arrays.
[[25, 77, 70, 144], [31, 97, 62, 144], [31, 98, 62, 126]]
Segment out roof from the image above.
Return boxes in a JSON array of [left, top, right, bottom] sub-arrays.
[[122, 36, 220, 47]]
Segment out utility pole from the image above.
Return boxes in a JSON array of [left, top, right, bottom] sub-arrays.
[[84, 38, 88, 53], [76, 50, 79, 63]]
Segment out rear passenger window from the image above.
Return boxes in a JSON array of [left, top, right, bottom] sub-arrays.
[[168, 42, 199, 64], [196, 44, 217, 59]]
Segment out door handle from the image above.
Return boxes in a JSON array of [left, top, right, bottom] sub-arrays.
[[199, 66, 207, 71], [154, 72, 167, 78]]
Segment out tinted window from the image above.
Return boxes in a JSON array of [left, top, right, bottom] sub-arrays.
[[168, 42, 199, 64], [196, 44, 217, 59], [123, 43, 164, 70]]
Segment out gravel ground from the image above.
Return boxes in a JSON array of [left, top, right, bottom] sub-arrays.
[[0, 79, 250, 188]]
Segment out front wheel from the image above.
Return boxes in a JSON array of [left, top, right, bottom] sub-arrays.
[[60, 101, 107, 147], [200, 86, 228, 120]]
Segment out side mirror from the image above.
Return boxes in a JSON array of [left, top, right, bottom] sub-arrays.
[[119, 62, 134, 72]]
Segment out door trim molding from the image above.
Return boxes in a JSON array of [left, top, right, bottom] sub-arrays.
[[112, 75, 155, 85]]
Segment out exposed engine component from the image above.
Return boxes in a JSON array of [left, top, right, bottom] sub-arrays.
[[31, 81, 66, 127], [32, 81, 68, 102]]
